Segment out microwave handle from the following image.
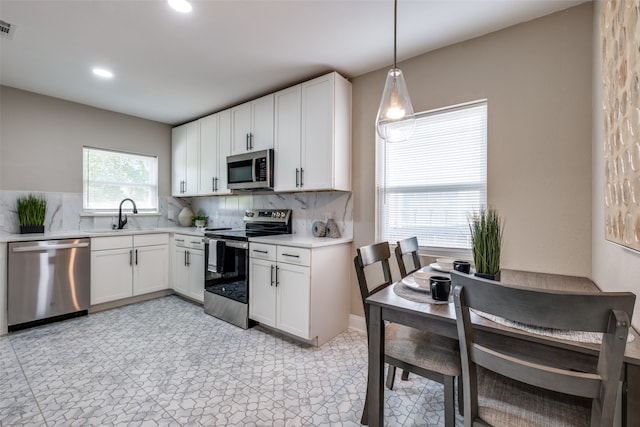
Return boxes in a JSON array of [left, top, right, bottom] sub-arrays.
[[252, 158, 257, 182]]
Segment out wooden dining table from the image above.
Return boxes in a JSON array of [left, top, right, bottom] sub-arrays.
[[365, 269, 640, 427]]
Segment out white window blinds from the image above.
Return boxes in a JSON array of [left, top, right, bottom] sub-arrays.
[[83, 147, 158, 212], [376, 100, 487, 250]]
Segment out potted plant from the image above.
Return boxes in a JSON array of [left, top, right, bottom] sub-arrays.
[[17, 194, 47, 234], [192, 214, 208, 229], [468, 206, 504, 281]]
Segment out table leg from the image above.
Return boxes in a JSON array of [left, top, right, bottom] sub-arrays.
[[367, 304, 384, 427], [624, 363, 640, 427]]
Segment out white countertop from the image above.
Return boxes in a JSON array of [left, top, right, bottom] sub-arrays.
[[0, 226, 204, 243], [249, 234, 353, 248]]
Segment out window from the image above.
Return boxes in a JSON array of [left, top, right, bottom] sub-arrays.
[[376, 100, 487, 251], [83, 147, 158, 212]]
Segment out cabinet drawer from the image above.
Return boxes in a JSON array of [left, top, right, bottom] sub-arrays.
[[174, 234, 204, 250], [134, 233, 169, 247], [277, 246, 310, 266], [91, 235, 132, 251], [250, 243, 276, 261]]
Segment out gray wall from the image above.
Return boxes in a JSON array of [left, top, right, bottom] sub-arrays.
[[351, 4, 594, 316], [0, 86, 171, 195]]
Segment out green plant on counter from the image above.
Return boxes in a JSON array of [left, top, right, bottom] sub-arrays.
[[17, 194, 47, 226], [192, 215, 208, 226], [468, 207, 504, 275]]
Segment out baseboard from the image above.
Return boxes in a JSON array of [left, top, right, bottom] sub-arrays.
[[349, 314, 366, 333]]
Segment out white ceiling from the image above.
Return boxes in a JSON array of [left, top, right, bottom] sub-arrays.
[[0, 0, 587, 126]]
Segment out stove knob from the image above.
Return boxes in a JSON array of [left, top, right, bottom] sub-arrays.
[[246, 211, 254, 217]]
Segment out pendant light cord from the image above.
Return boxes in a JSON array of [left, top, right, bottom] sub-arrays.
[[393, 0, 397, 69]]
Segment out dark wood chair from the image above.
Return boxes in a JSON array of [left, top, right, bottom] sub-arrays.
[[451, 271, 636, 427], [355, 241, 461, 426], [394, 236, 421, 278]]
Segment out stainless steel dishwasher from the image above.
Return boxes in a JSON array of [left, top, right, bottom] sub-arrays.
[[7, 238, 91, 331]]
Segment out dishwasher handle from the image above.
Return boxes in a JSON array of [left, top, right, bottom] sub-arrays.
[[12, 242, 90, 253]]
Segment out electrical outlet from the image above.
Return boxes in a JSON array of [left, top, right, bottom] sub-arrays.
[[168, 209, 174, 220]]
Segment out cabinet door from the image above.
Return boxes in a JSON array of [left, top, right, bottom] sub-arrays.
[[249, 258, 276, 327], [274, 85, 301, 192], [301, 74, 334, 190], [251, 93, 274, 152], [187, 249, 204, 303], [133, 245, 169, 296], [216, 109, 232, 194], [199, 114, 218, 195], [91, 248, 133, 305], [184, 121, 200, 195], [231, 102, 252, 155], [172, 247, 190, 296], [171, 125, 187, 196], [276, 263, 311, 339]]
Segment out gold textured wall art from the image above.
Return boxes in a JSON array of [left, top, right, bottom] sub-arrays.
[[601, 0, 640, 251]]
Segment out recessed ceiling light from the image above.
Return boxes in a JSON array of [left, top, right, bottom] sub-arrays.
[[168, 0, 192, 13], [92, 68, 113, 79]]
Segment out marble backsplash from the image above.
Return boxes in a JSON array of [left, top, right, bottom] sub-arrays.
[[0, 190, 352, 238]]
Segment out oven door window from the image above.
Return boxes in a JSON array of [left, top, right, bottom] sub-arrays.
[[228, 159, 254, 184], [205, 242, 248, 304]]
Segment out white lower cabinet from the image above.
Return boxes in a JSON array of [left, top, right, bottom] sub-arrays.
[[91, 234, 169, 305], [172, 234, 204, 303], [249, 241, 349, 345]]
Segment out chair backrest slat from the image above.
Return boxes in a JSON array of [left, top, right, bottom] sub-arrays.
[[395, 237, 421, 278]]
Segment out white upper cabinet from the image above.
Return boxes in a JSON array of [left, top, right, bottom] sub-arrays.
[[199, 110, 232, 195], [273, 85, 302, 191], [231, 93, 274, 155], [172, 120, 200, 196], [274, 72, 352, 192]]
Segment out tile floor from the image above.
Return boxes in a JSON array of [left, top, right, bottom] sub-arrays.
[[1, 296, 463, 426]]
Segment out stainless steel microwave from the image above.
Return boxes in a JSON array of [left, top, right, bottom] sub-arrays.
[[226, 149, 274, 190]]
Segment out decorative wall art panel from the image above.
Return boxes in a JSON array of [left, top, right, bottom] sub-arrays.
[[601, 0, 640, 251]]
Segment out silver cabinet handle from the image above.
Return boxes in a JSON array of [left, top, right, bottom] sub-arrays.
[[282, 253, 300, 258], [275, 265, 280, 287], [246, 133, 250, 151], [253, 249, 268, 254], [12, 242, 89, 252], [135, 249, 138, 265], [129, 249, 133, 266], [212, 177, 215, 192], [270, 264, 275, 286], [184, 250, 188, 266], [250, 133, 254, 150], [296, 168, 299, 187], [300, 168, 304, 187]]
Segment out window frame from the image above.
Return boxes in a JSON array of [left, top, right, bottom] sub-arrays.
[[82, 146, 159, 214], [375, 99, 488, 258]]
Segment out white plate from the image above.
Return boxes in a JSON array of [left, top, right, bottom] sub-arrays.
[[401, 276, 431, 293], [429, 262, 452, 273]]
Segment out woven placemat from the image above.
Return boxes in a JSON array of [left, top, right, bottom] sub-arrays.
[[393, 282, 452, 304]]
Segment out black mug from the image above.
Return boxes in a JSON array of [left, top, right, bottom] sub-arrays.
[[453, 260, 471, 274], [430, 276, 451, 301]]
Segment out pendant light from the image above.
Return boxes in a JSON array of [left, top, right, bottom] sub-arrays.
[[376, 0, 415, 143]]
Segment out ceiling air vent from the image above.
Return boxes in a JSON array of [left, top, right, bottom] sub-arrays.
[[0, 19, 16, 40]]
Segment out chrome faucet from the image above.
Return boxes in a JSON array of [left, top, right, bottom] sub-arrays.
[[114, 198, 138, 230]]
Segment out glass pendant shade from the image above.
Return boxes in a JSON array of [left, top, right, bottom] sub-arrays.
[[376, 68, 416, 143]]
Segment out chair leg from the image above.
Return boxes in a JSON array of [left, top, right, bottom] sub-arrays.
[[457, 375, 464, 416], [360, 390, 368, 425], [386, 365, 397, 390], [443, 375, 455, 427], [401, 370, 409, 381]]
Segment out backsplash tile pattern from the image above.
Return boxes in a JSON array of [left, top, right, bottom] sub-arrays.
[[0, 190, 352, 238]]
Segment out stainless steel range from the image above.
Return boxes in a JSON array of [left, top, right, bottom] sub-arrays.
[[203, 209, 292, 328]]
